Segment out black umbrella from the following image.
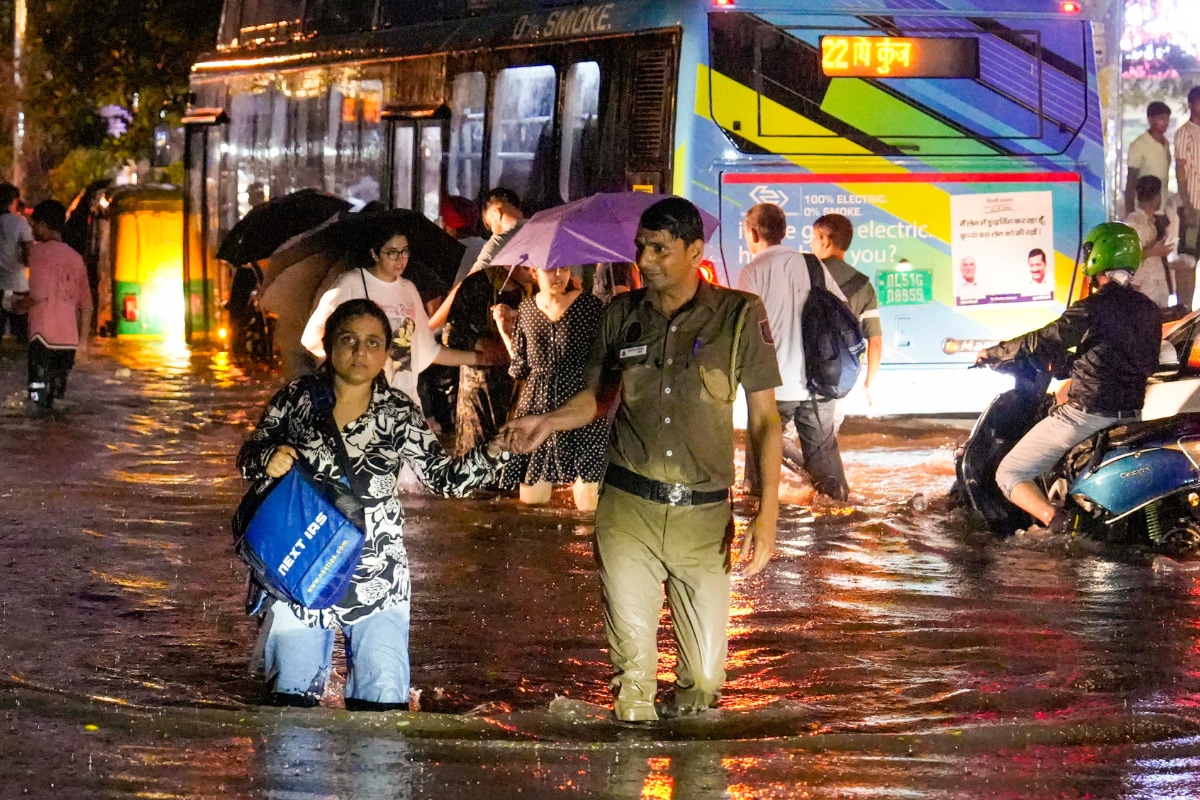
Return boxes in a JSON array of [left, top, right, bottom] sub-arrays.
[[216, 189, 352, 266], [262, 208, 465, 292]]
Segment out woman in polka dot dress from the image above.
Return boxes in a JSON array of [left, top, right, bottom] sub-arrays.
[[493, 266, 608, 510]]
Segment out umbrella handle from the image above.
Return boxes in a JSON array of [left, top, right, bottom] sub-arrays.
[[501, 258, 527, 292]]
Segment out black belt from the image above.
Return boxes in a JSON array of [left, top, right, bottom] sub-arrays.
[[603, 463, 729, 507], [1066, 400, 1140, 420]]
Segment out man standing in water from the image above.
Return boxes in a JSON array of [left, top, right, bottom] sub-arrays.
[[503, 197, 782, 722], [738, 204, 850, 499]]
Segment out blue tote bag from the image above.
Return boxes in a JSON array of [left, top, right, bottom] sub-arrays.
[[233, 462, 365, 610]]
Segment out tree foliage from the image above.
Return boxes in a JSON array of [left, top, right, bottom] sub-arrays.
[[19, 0, 224, 196]]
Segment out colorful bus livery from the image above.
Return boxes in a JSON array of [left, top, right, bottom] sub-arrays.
[[189, 0, 1103, 412]]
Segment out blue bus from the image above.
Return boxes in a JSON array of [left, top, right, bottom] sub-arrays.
[[186, 0, 1104, 412]]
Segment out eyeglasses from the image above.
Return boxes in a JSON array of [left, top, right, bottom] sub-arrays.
[[380, 247, 410, 261]]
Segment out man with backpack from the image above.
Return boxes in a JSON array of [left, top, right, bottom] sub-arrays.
[[811, 214, 883, 412], [737, 203, 855, 500]]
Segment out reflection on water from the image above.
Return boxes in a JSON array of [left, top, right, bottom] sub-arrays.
[[0, 339, 1198, 798]]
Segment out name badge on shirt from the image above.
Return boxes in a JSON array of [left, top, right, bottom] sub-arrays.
[[619, 345, 648, 359]]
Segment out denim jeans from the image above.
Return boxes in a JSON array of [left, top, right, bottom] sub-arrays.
[[995, 402, 1128, 497], [257, 600, 411, 704]]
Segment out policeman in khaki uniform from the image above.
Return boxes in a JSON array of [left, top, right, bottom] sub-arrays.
[[504, 198, 783, 722]]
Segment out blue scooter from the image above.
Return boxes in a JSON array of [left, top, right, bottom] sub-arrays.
[[956, 315, 1200, 552]]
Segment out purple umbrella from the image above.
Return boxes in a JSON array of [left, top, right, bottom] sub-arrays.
[[490, 192, 720, 269]]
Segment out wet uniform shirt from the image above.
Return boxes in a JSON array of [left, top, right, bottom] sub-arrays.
[[584, 281, 781, 493]]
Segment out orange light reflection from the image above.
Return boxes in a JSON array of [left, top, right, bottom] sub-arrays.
[[641, 756, 674, 800]]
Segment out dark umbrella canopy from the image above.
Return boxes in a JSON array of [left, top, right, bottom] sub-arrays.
[[262, 208, 465, 292], [216, 189, 352, 266]]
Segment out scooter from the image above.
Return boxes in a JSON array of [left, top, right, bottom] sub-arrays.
[[956, 314, 1200, 553]]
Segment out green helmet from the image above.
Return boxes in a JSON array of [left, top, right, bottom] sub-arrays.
[[1081, 222, 1142, 276]]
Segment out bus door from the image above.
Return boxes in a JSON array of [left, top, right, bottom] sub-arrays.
[[384, 105, 450, 221], [181, 108, 229, 343]]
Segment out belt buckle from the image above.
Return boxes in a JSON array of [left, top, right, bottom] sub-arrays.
[[664, 483, 691, 506]]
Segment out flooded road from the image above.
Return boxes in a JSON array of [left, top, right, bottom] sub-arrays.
[[2, 338, 1199, 799]]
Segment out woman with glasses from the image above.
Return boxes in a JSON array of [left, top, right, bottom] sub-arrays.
[[302, 225, 490, 418]]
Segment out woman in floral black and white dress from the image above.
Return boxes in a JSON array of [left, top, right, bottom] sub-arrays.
[[238, 298, 509, 709]]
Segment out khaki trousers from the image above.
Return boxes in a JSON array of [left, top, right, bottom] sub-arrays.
[[594, 485, 733, 721]]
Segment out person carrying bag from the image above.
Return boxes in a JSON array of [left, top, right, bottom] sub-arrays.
[[236, 298, 511, 710]]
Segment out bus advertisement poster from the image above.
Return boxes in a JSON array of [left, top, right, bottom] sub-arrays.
[[723, 178, 942, 284], [950, 191, 1055, 307]]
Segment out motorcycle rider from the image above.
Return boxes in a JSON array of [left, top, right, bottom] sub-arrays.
[[975, 222, 1161, 532]]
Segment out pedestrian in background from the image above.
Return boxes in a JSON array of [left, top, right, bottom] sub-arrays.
[[0, 183, 33, 343], [1126, 100, 1173, 217], [1125, 175, 1178, 308], [239, 298, 511, 709], [1174, 87, 1200, 307], [20, 200, 91, 410], [809, 213, 883, 412], [443, 262, 535, 456], [503, 197, 782, 723], [738, 203, 850, 501], [494, 264, 607, 510], [470, 188, 526, 275]]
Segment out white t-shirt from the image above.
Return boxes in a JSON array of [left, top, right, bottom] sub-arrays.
[[0, 213, 33, 292], [736, 244, 844, 402], [301, 269, 442, 407]]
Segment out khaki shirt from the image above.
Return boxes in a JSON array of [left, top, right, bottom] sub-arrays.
[[584, 281, 781, 492]]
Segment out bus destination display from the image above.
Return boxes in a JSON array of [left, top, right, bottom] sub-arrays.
[[820, 36, 979, 78]]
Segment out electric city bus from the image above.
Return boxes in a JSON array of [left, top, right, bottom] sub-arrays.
[[186, 0, 1105, 412]]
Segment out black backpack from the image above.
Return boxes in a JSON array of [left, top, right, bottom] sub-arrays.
[[801, 254, 866, 400]]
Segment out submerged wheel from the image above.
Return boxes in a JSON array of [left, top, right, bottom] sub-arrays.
[[1160, 522, 1200, 554]]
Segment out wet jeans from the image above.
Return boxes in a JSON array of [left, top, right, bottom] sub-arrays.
[[995, 402, 1127, 498], [745, 398, 849, 500], [257, 600, 411, 704], [594, 486, 733, 722]]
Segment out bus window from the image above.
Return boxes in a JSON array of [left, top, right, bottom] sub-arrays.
[[326, 79, 384, 207], [279, 71, 328, 198], [227, 89, 274, 222], [419, 123, 443, 221], [490, 65, 557, 206], [449, 72, 486, 203], [560, 62, 601, 203], [392, 125, 415, 211], [708, 12, 1087, 156]]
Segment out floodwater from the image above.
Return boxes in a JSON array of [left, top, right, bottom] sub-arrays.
[[1, 338, 1199, 800]]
